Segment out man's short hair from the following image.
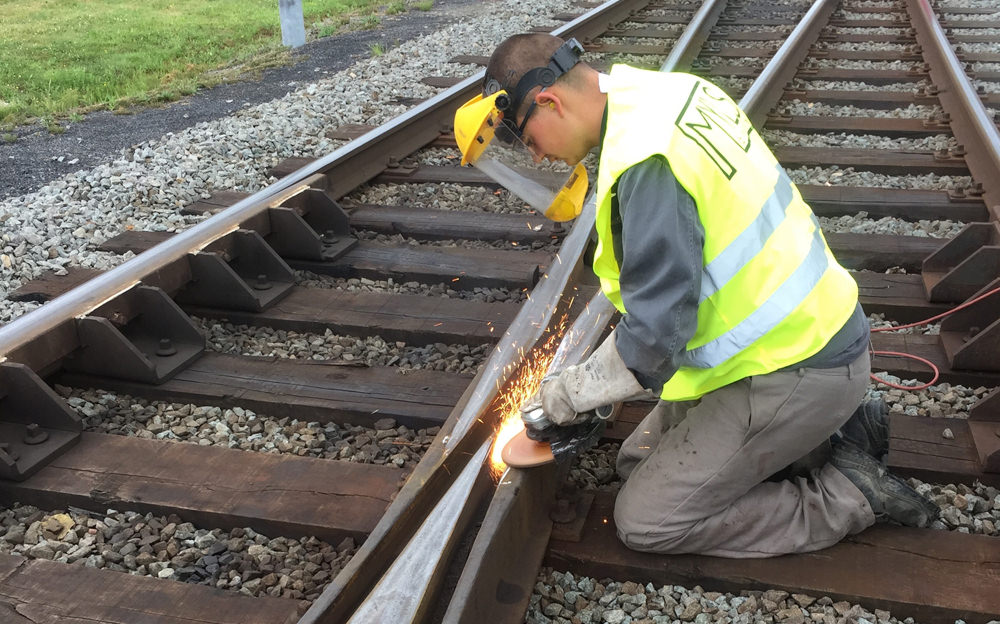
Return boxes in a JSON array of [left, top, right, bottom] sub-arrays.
[[484, 33, 567, 117]]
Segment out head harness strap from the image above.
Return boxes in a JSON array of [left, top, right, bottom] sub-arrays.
[[484, 38, 584, 126]]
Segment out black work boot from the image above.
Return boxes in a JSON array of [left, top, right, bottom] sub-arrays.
[[831, 442, 939, 527], [838, 396, 889, 460]]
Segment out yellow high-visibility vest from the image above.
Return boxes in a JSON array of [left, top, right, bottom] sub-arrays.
[[594, 66, 859, 401]]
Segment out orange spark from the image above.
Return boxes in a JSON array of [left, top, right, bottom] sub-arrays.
[[487, 317, 568, 481]]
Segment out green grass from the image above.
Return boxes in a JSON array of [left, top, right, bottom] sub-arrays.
[[370, 43, 385, 56], [413, 0, 434, 11], [358, 13, 382, 29], [385, 0, 407, 15], [0, 0, 409, 130]]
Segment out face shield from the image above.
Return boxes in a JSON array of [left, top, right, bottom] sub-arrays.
[[452, 39, 588, 222]]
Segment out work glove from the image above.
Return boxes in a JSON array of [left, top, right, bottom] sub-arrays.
[[526, 331, 654, 426]]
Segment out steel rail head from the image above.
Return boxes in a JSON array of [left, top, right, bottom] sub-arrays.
[[739, 0, 839, 126], [344, 441, 492, 624], [907, 0, 1000, 217], [547, 291, 618, 373], [441, 290, 615, 624], [661, 0, 728, 74]]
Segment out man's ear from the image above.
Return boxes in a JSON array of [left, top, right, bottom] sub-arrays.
[[536, 91, 563, 115]]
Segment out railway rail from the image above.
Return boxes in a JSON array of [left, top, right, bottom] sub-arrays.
[[0, 0, 998, 622]]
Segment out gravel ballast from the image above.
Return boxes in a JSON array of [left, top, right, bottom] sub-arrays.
[[819, 212, 965, 237], [63, 386, 435, 468], [762, 130, 956, 151], [296, 271, 529, 303], [525, 569, 1000, 624], [0, 503, 352, 603], [787, 167, 974, 192], [199, 318, 489, 374]]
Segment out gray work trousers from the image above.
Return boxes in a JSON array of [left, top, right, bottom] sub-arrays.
[[614, 352, 875, 558]]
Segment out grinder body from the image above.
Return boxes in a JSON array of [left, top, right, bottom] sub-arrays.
[[502, 404, 612, 468]]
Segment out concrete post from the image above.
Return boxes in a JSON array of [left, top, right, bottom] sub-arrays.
[[279, 0, 306, 48]]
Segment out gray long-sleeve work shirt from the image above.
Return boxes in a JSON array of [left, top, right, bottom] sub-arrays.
[[608, 155, 870, 394]]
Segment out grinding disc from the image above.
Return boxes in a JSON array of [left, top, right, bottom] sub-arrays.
[[501, 429, 555, 467]]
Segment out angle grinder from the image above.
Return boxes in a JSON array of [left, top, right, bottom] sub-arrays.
[[501, 403, 613, 468]]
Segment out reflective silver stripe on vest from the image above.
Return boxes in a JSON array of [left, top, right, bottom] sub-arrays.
[[680, 220, 828, 368], [699, 164, 794, 304]]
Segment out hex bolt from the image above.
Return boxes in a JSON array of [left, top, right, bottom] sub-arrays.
[[963, 326, 981, 343], [23, 423, 49, 446], [252, 274, 272, 291], [156, 337, 178, 357]]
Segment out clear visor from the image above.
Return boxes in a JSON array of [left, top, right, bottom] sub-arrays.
[[469, 134, 588, 222]]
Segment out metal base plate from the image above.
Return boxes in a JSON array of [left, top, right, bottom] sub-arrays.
[[501, 429, 555, 467]]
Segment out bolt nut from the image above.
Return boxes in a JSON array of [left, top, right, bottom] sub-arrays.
[[252, 274, 272, 290], [156, 337, 177, 357], [23, 423, 49, 445]]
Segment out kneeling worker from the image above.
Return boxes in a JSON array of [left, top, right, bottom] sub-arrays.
[[454, 33, 938, 557]]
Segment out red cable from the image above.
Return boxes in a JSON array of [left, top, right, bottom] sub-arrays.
[[867, 285, 1000, 391]]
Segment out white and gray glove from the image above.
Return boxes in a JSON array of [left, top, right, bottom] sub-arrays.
[[528, 331, 654, 426]]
